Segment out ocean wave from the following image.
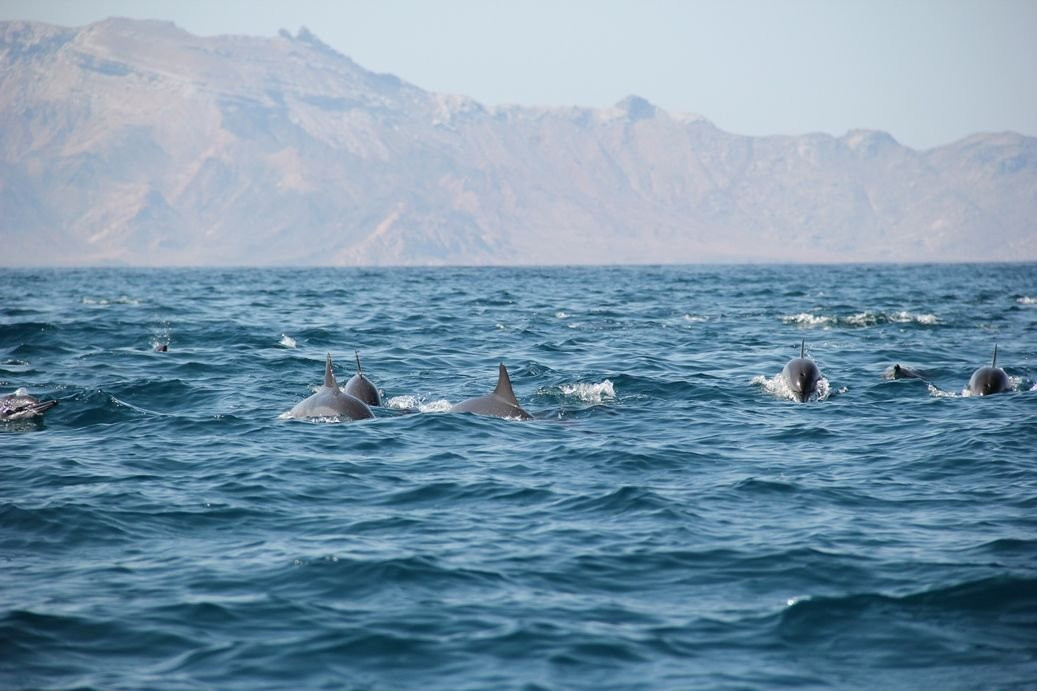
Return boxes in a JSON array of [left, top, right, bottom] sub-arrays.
[[0, 502, 135, 549], [778, 575, 1037, 644], [58, 388, 156, 425], [553, 485, 677, 516], [0, 359, 34, 374], [781, 312, 836, 327], [846, 310, 939, 326], [782, 311, 938, 328], [81, 296, 142, 306], [287, 554, 507, 594]]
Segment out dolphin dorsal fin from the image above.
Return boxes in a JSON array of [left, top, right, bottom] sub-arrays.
[[493, 363, 520, 405], [355, 350, 363, 375], [324, 353, 338, 389], [992, 344, 998, 368], [800, 339, 806, 359]]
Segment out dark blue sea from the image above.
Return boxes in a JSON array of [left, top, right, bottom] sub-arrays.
[[3, 264, 1036, 690]]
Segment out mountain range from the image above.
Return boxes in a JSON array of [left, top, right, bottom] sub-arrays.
[[2, 18, 1034, 266]]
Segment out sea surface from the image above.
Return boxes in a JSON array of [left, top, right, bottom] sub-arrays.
[[2, 264, 1036, 690]]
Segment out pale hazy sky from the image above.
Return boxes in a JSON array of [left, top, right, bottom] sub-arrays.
[[3, 0, 1035, 150]]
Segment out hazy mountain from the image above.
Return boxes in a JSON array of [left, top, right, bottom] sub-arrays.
[[2, 18, 1034, 266]]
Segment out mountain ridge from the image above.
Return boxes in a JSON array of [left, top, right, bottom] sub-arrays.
[[2, 18, 1034, 266]]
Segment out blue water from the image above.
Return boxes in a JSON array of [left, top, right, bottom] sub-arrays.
[[2, 264, 1036, 690]]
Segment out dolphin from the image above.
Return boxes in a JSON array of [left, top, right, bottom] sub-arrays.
[[451, 363, 533, 420], [884, 363, 927, 381], [968, 345, 1011, 396], [343, 351, 382, 407], [287, 354, 374, 420], [781, 340, 822, 402], [1, 388, 59, 421]]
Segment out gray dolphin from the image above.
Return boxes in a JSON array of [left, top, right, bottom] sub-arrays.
[[451, 363, 533, 420], [343, 351, 382, 407], [782, 340, 822, 402], [287, 354, 374, 420], [968, 345, 1011, 396], [884, 363, 928, 381], [1, 388, 59, 421]]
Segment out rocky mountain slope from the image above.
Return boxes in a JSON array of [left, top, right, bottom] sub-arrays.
[[2, 18, 1034, 266]]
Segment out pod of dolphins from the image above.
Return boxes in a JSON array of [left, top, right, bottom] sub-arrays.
[[0, 343, 1019, 423], [284, 353, 533, 421]]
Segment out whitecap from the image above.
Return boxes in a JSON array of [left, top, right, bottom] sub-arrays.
[[281, 413, 343, 423], [1017, 296, 1037, 305], [888, 311, 938, 325], [81, 296, 140, 306], [780, 313, 834, 327], [559, 380, 616, 403], [683, 314, 707, 323], [387, 395, 452, 413], [279, 334, 297, 348], [845, 312, 880, 327], [844, 311, 938, 327], [555, 311, 569, 319]]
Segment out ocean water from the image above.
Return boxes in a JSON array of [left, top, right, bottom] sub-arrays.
[[2, 263, 1036, 690]]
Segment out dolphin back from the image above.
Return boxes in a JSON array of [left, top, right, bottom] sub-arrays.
[[782, 357, 821, 402], [451, 363, 532, 419], [968, 345, 1010, 396], [289, 388, 373, 420], [343, 352, 382, 406], [286, 354, 374, 420], [344, 373, 381, 407], [968, 366, 1010, 396]]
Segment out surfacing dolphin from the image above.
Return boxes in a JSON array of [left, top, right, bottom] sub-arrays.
[[1, 388, 58, 421], [287, 354, 374, 420], [451, 363, 532, 420], [343, 351, 382, 407], [883, 363, 928, 381], [782, 340, 822, 402], [968, 344, 1011, 396]]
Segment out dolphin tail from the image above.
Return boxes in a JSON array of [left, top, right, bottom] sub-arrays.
[[355, 350, 363, 375], [800, 339, 806, 359], [324, 353, 338, 389], [493, 363, 521, 405], [992, 344, 998, 368]]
